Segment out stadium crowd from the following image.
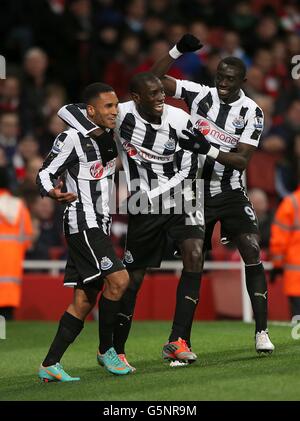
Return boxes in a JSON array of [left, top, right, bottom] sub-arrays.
[[1, 0, 300, 261]]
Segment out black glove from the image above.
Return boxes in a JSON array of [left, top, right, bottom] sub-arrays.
[[129, 190, 151, 214], [179, 129, 211, 154], [269, 267, 283, 284], [176, 34, 203, 53], [94, 130, 118, 166]]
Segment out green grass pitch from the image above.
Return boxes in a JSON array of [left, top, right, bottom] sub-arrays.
[[1, 321, 300, 401]]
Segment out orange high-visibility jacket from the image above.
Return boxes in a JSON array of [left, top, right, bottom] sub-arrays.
[[0, 189, 33, 308], [270, 187, 300, 296]]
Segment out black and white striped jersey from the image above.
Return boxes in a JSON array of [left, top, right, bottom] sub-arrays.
[[58, 102, 198, 205], [37, 128, 116, 235], [174, 79, 264, 197]]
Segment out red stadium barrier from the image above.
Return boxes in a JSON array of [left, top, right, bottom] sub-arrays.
[[15, 272, 290, 321]]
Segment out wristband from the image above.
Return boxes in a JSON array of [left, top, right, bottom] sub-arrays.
[[207, 145, 219, 159], [169, 45, 183, 59]]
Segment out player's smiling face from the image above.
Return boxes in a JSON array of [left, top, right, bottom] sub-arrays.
[[133, 79, 166, 122], [87, 91, 119, 129], [215, 62, 245, 103]]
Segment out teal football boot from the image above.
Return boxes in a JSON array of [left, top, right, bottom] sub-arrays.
[[38, 363, 80, 382]]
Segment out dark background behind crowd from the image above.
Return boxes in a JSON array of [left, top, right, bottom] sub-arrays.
[[1, 0, 300, 262]]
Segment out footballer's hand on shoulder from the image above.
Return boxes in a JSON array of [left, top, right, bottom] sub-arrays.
[[179, 129, 210, 153]]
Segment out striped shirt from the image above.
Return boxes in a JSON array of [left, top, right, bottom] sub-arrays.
[[174, 80, 264, 197], [58, 102, 198, 207], [37, 128, 115, 235]]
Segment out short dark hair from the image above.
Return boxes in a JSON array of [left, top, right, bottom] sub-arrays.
[[129, 72, 160, 94], [220, 57, 247, 80], [82, 82, 114, 103]]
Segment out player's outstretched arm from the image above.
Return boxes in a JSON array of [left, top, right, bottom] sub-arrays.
[[151, 34, 203, 96]]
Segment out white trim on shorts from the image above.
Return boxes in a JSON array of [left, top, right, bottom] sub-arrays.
[[82, 230, 101, 283]]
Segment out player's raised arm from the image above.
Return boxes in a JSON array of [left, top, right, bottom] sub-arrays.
[[151, 34, 203, 96]]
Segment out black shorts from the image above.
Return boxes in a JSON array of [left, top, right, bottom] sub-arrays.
[[64, 228, 125, 289], [124, 213, 204, 269], [204, 189, 259, 250]]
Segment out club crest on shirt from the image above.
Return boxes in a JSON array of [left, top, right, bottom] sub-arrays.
[[51, 138, 64, 154], [90, 162, 104, 179], [100, 256, 113, 271], [164, 137, 176, 151], [232, 116, 245, 129], [253, 116, 263, 129], [124, 250, 134, 264]]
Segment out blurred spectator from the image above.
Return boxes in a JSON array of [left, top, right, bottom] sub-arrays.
[[39, 114, 67, 157], [270, 99, 300, 149], [195, 48, 222, 87], [275, 133, 300, 198], [0, 112, 19, 164], [134, 39, 185, 79], [18, 156, 44, 202], [124, 0, 146, 33], [42, 84, 67, 121], [220, 30, 251, 67], [141, 13, 165, 47], [248, 188, 273, 251], [0, 75, 21, 113], [26, 195, 65, 260], [270, 183, 300, 317], [14, 135, 41, 182], [244, 66, 265, 98], [0, 146, 18, 193], [104, 32, 142, 100], [0, 164, 33, 320], [20, 47, 50, 135]]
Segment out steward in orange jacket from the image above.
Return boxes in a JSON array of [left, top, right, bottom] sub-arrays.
[[270, 186, 300, 316], [0, 168, 32, 319]]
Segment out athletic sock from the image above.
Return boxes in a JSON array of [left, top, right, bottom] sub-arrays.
[[245, 262, 268, 333], [169, 271, 201, 343], [98, 295, 121, 354], [42, 311, 83, 367], [113, 289, 137, 354]]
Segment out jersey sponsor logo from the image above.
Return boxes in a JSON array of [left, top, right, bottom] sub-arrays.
[[232, 116, 245, 129], [253, 116, 263, 129], [100, 256, 113, 270], [124, 250, 134, 264], [90, 162, 104, 179], [123, 140, 138, 157], [195, 119, 210, 135], [164, 137, 176, 151], [51, 139, 64, 154], [194, 118, 238, 145]]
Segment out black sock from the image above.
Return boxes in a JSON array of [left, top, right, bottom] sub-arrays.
[[113, 289, 137, 354], [42, 312, 84, 367], [98, 295, 121, 354], [169, 271, 201, 343], [245, 263, 268, 333]]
